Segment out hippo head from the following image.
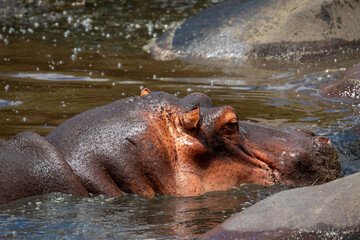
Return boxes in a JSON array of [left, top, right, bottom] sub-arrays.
[[157, 103, 340, 196]]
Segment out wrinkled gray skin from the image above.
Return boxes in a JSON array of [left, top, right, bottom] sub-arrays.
[[203, 172, 360, 239], [151, 0, 360, 62], [0, 132, 89, 204]]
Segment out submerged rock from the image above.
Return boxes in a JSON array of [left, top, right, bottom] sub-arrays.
[[151, 0, 360, 63]]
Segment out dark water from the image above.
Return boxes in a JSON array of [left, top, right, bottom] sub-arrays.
[[0, 0, 359, 239]]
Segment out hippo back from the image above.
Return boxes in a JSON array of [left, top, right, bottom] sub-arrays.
[[152, 0, 360, 62], [0, 131, 88, 204]]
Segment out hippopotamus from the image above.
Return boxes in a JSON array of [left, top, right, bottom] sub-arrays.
[[322, 61, 360, 99], [203, 172, 360, 239], [150, 0, 360, 62], [43, 89, 340, 198], [0, 131, 89, 204]]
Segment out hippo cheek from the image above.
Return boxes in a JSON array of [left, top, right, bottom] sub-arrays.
[[175, 133, 208, 167], [203, 158, 276, 192], [202, 143, 279, 192]]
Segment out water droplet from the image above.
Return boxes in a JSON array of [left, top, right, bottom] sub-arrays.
[[67, 16, 73, 24], [8, 27, 15, 34], [64, 30, 70, 38]]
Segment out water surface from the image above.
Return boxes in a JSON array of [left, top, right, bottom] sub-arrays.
[[0, 0, 359, 239]]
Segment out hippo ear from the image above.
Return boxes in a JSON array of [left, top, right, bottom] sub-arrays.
[[180, 106, 200, 130], [140, 88, 151, 96]]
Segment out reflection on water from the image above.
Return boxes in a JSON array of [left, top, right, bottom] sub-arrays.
[[0, 0, 359, 239]]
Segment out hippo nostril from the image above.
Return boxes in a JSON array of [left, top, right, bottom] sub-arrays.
[[314, 136, 331, 145]]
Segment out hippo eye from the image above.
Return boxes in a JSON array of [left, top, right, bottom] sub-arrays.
[[225, 122, 239, 132]]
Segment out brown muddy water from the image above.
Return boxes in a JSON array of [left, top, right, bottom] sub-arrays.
[[0, 0, 359, 239]]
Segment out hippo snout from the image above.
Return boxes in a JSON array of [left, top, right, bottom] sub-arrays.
[[239, 122, 340, 187], [275, 134, 340, 186]]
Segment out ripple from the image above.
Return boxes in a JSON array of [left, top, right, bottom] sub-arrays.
[[9, 73, 108, 82], [0, 99, 22, 108], [153, 77, 247, 86]]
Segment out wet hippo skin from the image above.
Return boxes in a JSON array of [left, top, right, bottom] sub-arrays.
[[0, 131, 89, 204], [202, 172, 360, 239], [151, 0, 360, 62], [45, 90, 340, 198], [238, 122, 340, 186]]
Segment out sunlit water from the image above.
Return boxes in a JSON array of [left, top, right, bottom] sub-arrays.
[[0, 0, 359, 239]]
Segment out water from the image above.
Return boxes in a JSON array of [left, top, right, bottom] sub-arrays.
[[0, 185, 289, 239], [0, 0, 359, 239]]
